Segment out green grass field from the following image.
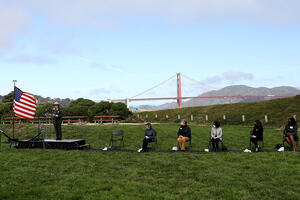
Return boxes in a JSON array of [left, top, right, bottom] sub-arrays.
[[0, 124, 300, 200]]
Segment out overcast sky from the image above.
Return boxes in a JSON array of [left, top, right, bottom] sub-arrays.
[[1, 0, 300, 105]]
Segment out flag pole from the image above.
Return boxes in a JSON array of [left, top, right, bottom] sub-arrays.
[[12, 80, 17, 139]]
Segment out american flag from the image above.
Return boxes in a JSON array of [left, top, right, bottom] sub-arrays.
[[13, 87, 38, 120]]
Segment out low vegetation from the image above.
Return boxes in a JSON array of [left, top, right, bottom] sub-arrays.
[[131, 96, 300, 127]]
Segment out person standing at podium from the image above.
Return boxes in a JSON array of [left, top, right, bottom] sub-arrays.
[[52, 102, 62, 140]]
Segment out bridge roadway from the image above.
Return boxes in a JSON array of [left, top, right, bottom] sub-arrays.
[[110, 94, 296, 103]]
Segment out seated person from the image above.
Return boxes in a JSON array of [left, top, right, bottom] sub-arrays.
[[177, 119, 191, 151], [210, 121, 222, 152], [250, 120, 264, 152], [141, 123, 156, 152], [283, 117, 298, 152]]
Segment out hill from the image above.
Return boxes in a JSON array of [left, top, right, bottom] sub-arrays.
[[153, 85, 300, 110], [132, 95, 300, 127], [0, 91, 72, 106], [35, 95, 72, 107]]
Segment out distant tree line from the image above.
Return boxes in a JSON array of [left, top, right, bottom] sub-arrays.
[[0, 92, 131, 121]]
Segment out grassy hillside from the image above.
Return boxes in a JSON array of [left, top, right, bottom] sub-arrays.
[[131, 96, 300, 127], [0, 124, 299, 200]]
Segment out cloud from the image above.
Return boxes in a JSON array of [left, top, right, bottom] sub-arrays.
[[7, 55, 55, 65], [0, 5, 32, 49], [90, 88, 111, 96], [48, 41, 79, 55], [223, 71, 254, 81], [1, 0, 300, 54], [90, 63, 123, 73], [2, 0, 300, 50], [77, 56, 123, 73], [204, 71, 254, 84], [202, 75, 222, 85], [18, 0, 300, 27]]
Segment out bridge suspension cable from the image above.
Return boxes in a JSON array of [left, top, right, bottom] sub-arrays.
[[181, 73, 218, 91], [129, 74, 177, 99]]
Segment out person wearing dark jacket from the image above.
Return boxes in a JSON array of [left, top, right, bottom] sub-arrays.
[[284, 117, 298, 152], [141, 123, 156, 152], [52, 102, 62, 140], [177, 119, 191, 151], [250, 120, 264, 152]]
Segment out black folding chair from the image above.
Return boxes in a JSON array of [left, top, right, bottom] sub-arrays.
[[187, 134, 192, 147], [177, 134, 192, 150], [147, 136, 158, 151], [208, 136, 225, 152], [110, 130, 124, 148], [249, 139, 264, 151], [282, 134, 299, 151]]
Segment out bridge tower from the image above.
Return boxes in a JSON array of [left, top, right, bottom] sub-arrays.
[[125, 98, 130, 108], [177, 73, 182, 108]]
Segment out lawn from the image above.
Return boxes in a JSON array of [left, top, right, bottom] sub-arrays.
[[0, 123, 299, 200]]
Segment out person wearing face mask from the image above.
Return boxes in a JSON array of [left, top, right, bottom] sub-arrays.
[[250, 120, 264, 152], [210, 121, 222, 152], [284, 117, 298, 152], [140, 122, 156, 152], [177, 119, 191, 151]]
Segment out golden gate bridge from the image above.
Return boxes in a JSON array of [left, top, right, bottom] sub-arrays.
[[109, 73, 295, 108]]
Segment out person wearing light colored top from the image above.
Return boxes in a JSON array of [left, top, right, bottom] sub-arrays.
[[211, 121, 222, 152]]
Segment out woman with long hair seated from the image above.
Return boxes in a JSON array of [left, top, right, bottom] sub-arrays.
[[250, 120, 264, 152], [140, 122, 157, 152], [210, 121, 222, 152], [284, 117, 298, 152]]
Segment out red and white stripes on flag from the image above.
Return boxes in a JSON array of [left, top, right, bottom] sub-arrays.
[[13, 87, 38, 120]]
